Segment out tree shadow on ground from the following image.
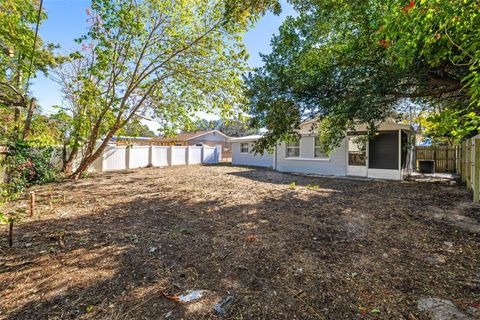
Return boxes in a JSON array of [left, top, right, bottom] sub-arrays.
[[1, 166, 478, 319]]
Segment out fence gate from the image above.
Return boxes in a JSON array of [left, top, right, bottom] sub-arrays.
[[415, 146, 458, 173]]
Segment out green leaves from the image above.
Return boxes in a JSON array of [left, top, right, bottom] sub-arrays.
[[246, 0, 479, 149], [3, 140, 59, 194], [57, 0, 272, 177], [420, 108, 480, 145], [0, 0, 57, 99]]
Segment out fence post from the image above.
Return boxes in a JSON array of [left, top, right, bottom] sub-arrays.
[[461, 141, 466, 183], [186, 146, 190, 165], [125, 146, 131, 169], [216, 144, 222, 163], [148, 145, 153, 167], [466, 139, 472, 191], [167, 146, 172, 166], [29, 191, 36, 217], [459, 143, 462, 178], [474, 139, 480, 203]]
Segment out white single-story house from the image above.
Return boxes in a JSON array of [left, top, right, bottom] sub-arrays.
[[230, 135, 273, 168], [230, 122, 415, 180]]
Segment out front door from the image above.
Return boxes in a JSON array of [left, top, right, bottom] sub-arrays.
[[347, 136, 368, 177]]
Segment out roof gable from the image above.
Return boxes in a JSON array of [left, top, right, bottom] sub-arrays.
[[298, 120, 413, 134], [151, 130, 230, 142], [187, 130, 230, 140]]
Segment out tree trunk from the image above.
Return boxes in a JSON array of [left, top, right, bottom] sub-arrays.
[[22, 98, 36, 140], [70, 125, 120, 179], [80, 119, 103, 165], [62, 143, 78, 175], [12, 107, 20, 140]]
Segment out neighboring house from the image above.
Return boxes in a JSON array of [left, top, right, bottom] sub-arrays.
[[230, 135, 273, 168], [116, 130, 232, 160], [151, 130, 231, 148], [230, 121, 415, 180]]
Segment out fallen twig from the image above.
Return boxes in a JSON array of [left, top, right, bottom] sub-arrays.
[[283, 285, 324, 319]]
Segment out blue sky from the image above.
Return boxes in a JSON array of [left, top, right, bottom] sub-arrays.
[[32, 0, 296, 121]]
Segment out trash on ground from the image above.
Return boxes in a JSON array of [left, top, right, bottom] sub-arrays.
[[214, 296, 235, 316], [161, 291, 181, 303], [178, 290, 208, 303]]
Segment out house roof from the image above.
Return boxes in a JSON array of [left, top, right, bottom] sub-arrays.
[[150, 130, 230, 142], [229, 135, 264, 142], [231, 122, 414, 142], [353, 122, 414, 133], [298, 120, 414, 135], [111, 136, 154, 141]]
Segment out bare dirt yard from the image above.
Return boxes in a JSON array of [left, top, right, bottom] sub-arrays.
[[1, 165, 479, 319]]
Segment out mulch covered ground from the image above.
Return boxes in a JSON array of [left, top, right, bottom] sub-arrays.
[[0, 165, 479, 319]]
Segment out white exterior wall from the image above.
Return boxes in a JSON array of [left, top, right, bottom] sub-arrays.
[[368, 168, 400, 180], [128, 146, 150, 169], [230, 123, 412, 180], [171, 146, 187, 165], [191, 131, 226, 143], [276, 136, 348, 176], [231, 142, 273, 168]]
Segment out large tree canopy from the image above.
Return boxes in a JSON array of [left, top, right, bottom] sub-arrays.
[[246, 0, 480, 150], [60, 0, 277, 178], [0, 0, 56, 104], [0, 0, 58, 144], [187, 118, 258, 137]]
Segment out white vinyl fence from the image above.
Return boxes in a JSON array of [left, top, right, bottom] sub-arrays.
[[89, 145, 221, 173]]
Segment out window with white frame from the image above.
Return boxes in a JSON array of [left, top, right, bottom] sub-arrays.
[[286, 140, 300, 157], [314, 137, 328, 158], [240, 143, 249, 153]]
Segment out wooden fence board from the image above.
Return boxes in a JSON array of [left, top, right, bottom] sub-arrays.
[[415, 145, 458, 173], [474, 141, 480, 203], [461, 142, 466, 182], [467, 141, 472, 191], [457, 138, 480, 203]]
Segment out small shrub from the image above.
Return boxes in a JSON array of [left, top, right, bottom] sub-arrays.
[[306, 183, 320, 190], [289, 182, 296, 190], [4, 140, 60, 194]]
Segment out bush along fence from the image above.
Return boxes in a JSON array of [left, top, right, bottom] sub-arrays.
[[458, 135, 480, 203], [85, 145, 222, 173]]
